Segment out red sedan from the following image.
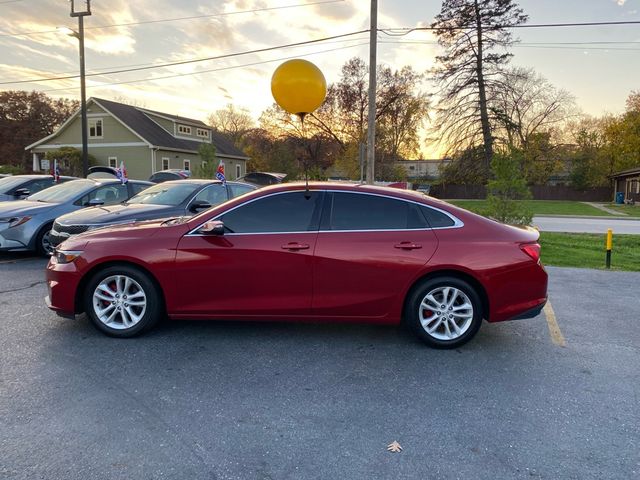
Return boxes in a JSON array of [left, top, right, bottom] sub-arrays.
[[46, 182, 547, 348]]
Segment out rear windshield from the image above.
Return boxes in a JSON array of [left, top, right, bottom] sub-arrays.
[[127, 183, 201, 206], [28, 179, 94, 203]]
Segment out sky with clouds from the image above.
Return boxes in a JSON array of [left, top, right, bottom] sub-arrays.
[[0, 0, 638, 140]]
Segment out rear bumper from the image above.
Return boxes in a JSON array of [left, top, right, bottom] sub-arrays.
[[506, 299, 547, 321]]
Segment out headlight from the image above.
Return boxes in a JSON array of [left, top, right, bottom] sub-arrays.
[[54, 249, 83, 264], [0, 216, 31, 228]]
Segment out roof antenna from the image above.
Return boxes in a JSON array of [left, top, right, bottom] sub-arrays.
[[298, 112, 311, 200]]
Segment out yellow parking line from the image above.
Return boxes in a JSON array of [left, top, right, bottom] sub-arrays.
[[544, 301, 566, 347]]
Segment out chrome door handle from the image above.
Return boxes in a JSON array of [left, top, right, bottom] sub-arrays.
[[394, 242, 422, 250]]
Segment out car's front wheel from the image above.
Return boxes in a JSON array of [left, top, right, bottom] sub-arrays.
[[406, 276, 483, 349], [84, 265, 162, 337]]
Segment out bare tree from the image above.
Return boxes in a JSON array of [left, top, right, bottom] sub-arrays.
[[430, 0, 528, 168], [492, 67, 576, 149], [207, 104, 254, 145]]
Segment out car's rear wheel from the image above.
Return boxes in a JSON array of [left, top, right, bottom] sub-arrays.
[[406, 276, 483, 349], [35, 223, 54, 256], [84, 265, 162, 337]]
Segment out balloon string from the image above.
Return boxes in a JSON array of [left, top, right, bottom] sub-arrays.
[[299, 113, 311, 199]]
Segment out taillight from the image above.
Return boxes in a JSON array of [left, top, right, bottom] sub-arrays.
[[520, 243, 541, 262]]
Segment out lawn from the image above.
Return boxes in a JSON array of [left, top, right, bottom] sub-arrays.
[[604, 204, 640, 217], [539, 232, 640, 271], [449, 200, 611, 216]]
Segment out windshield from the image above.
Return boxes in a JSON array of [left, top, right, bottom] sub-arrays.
[[127, 182, 201, 206], [28, 179, 94, 203], [0, 176, 30, 194]]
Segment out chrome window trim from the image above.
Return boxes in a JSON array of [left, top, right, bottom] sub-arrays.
[[186, 189, 464, 236]]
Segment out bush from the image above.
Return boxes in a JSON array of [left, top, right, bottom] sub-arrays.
[[486, 154, 533, 225], [0, 164, 27, 175], [44, 147, 97, 177]]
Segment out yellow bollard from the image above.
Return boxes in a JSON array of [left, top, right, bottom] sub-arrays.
[[606, 229, 613, 269]]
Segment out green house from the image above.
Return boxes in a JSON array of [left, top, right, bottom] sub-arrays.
[[26, 97, 249, 180]]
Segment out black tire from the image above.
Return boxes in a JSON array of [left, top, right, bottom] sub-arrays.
[[84, 265, 162, 338], [35, 223, 54, 257], [406, 276, 483, 349]]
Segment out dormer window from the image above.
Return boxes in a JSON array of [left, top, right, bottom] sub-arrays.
[[196, 128, 209, 138], [178, 125, 192, 135], [89, 118, 103, 138]]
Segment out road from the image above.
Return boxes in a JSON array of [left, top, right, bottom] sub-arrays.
[[1, 256, 639, 479], [533, 215, 640, 234]]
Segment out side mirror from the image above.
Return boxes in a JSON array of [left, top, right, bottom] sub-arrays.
[[198, 220, 225, 235], [13, 188, 30, 197], [85, 198, 105, 207], [189, 200, 212, 213]]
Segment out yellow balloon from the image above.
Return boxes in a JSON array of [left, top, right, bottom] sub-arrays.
[[271, 59, 327, 116]]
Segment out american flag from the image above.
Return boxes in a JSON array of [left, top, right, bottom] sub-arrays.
[[116, 161, 128, 184], [215, 160, 226, 184], [51, 159, 60, 183]]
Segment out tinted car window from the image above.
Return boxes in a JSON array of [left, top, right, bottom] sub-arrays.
[[221, 191, 323, 233], [193, 184, 228, 205], [329, 193, 418, 231], [77, 184, 128, 206], [420, 206, 455, 228], [27, 178, 55, 194], [130, 182, 150, 196], [228, 183, 255, 198]]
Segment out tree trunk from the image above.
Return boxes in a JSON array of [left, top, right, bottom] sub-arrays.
[[474, 0, 493, 170]]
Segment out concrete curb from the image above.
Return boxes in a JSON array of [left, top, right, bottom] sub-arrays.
[[534, 214, 640, 221]]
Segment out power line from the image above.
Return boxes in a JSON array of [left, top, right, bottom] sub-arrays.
[[0, 0, 345, 38], [0, 0, 24, 4], [380, 20, 640, 35], [0, 29, 369, 85], [40, 42, 370, 94], [379, 40, 640, 50]]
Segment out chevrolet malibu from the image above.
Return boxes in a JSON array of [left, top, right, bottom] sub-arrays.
[[46, 183, 548, 348]]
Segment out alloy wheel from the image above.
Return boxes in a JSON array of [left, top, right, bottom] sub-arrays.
[[92, 275, 147, 330], [418, 286, 474, 341]]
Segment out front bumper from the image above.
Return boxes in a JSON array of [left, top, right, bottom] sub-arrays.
[[46, 258, 84, 317]]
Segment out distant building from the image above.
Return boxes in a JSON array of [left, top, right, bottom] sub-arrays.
[[611, 166, 640, 203], [394, 159, 452, 180], [26, 97, 249, 180]]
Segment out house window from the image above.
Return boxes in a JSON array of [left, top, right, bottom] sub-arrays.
[[89, 119, 103, 138], [184, 159, 190, 171], [108, 157, 117, 168], [196, 128, 209, 138], [162, 157, 170, 170], [236, 164, 241, 178], [178, 125, 192, 135]]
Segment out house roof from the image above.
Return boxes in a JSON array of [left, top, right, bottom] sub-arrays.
[[93, 98, 247, 159], [611, 166, 640, 178]]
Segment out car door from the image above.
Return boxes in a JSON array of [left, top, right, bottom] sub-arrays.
[[312, 192, 440, 319], [172, 190, 324, 317]]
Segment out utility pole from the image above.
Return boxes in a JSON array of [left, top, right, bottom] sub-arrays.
[[366, 0, 377, 185], [69, 0, 92, 178]]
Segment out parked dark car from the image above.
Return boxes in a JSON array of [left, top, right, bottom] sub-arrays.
[[46, 182, 547, 348], [237, 172, 286, 186], [0, 174, 76, 202], [148, 169, 191, 183], [50, 179, 256, 247], [0, 178, 151, 255]]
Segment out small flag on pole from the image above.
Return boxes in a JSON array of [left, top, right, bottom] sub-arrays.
[[215, 160, 226, 184], [51, 159, 60, 183], [116, 161, 128, 184]]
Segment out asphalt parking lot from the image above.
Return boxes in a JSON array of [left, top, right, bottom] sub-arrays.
[[1, 254, 639, 480]]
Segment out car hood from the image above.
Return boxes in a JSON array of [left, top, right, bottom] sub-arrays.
[[0, 200, 55, 216], [56, 203, 182, 226]]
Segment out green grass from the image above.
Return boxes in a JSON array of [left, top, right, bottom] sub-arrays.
[[604, 204, 640, 217], [449, 199, 612, 216], [540, 232, 640, 271]]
